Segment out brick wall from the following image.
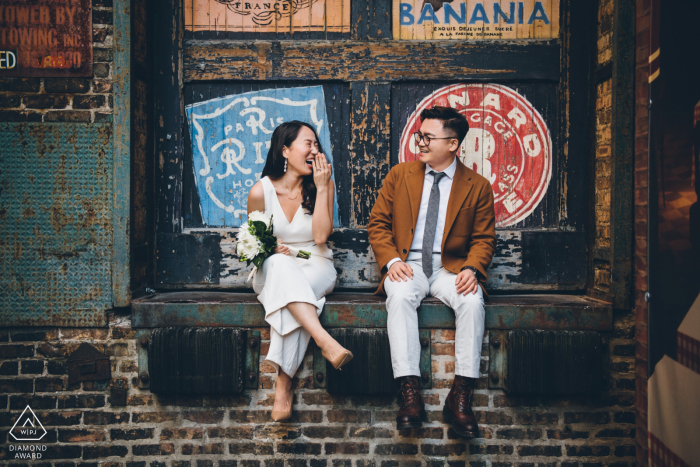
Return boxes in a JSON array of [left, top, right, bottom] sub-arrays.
[[0, 0, 113, 123], [592, 0, 614, 295], [634, 0, 651, 465], [1, 315, 637, 466]]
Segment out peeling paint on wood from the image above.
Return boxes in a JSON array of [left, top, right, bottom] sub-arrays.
[[183, 40, 560, 82]]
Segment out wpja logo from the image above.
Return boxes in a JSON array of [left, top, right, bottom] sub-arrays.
[[8, 406, 48, 459]]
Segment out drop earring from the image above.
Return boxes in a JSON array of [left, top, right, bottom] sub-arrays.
[[283, 158, 287, 173]]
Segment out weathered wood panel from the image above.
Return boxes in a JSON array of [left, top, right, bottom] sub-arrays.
[[154, 0, 596, 294], [183, 40, 560, 82], [350, 82, 391, 228], [352, 0, 392, 40], [175, 228, 584, 291], [155, 0, 183, 235]]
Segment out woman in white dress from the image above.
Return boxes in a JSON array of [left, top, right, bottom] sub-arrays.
[[247, 121, 353, 422]]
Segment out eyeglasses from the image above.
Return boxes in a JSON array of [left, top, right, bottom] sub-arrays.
[[413, 131, 457, 146]]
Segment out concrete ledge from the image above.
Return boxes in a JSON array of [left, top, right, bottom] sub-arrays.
[[132, 292, 612, 331]]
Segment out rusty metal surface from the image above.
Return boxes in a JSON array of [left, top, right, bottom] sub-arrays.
[[66, 343, 111, 384], [183, 40, 560, 82], [0, 0, 93, 77], [131, 291, 613, 330], [112, 0, 131, 305], [0, 123, 113, 327]]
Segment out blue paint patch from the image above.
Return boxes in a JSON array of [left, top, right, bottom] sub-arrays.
[[185, 86, 339, 228]]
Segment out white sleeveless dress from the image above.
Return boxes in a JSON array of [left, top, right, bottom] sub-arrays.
[[252, 176, 337, 376]]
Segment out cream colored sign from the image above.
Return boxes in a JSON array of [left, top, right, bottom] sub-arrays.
[[393, 0, 559, 40], [185, 0, 350, 33]]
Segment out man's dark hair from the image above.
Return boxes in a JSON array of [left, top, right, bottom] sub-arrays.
[[419, 106, 469, 145]]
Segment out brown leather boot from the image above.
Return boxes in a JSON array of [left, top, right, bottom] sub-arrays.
[[443, 375, 479, 438], [396, 376, 425, 430]]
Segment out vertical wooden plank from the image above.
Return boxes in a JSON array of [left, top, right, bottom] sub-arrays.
[[363, 0, 392, 39], [312, 0, 325, 33], [609, 0, 635, 310], [392, 0, 401, 39], [551, 0, 561, 38], [184, 0, 193, 32], [155, 0, 183, 235], [325, 83, 352, 227], [517, 0, 536, 38], [497, 0, 518, 39], [352, 0, 369, 40], [350, 83, 392, 228], [192, 0, 209, 39], [564, 0, 595, 229], [209, 0, 225, 38]]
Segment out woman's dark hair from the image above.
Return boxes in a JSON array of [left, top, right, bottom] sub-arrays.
[[420, 106, 470, 145], [261, 120, 323, 214]]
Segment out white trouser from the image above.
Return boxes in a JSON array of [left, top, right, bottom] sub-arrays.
[[384, 251, 485, 379]]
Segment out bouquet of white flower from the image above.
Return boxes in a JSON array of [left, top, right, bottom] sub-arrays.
[[236, 211, 310, 280]]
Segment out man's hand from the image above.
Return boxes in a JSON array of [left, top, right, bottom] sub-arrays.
[[388, 261, 414, 282], [456, 269, 478, 295]]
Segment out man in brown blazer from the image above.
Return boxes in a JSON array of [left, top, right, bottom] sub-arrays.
[[368, 106, 496, 438]]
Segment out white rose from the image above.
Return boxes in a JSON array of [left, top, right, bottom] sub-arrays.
[[248, 210, 271, 228], [236, 225, 261, 258]]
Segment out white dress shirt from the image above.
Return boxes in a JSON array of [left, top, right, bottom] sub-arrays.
[[386, 157, 457, 271]]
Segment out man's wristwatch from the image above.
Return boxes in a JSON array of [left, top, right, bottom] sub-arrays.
[[461, 266, 479, 277]]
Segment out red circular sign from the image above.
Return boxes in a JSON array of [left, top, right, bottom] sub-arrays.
[[400, 84, 552, 228]]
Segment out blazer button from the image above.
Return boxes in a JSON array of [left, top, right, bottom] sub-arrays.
[[410, 229, 414, 234], [402, 249, 407, 254]]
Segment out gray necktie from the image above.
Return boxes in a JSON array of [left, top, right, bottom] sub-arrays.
[[422, 171, 446, 277]]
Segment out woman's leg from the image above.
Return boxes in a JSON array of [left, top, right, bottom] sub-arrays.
[[286, 301, 348, 362], [273, 369, 294, 413]]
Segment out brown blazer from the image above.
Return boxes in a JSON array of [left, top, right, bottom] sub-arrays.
[[368, 159, 497, 297]]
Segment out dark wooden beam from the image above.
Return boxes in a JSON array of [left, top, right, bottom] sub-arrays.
[[154, 0, 183, 235], [183, 40, 560, 82], [610, 0, 635, 310]]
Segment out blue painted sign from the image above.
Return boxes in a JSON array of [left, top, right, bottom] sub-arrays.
[[185, 86, 339, 228]]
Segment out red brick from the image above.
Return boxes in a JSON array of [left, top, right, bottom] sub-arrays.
[[205, 426, 255, 439], [127, 394, 153, 406], [58, 429, 106, 442], [160, 428, 204, 440], [182, 410, 224, 424], [303, 426, 346, 438], [398, 427, 443, 439], [131, 412, 178, 423], [325, 442, 369, 454], [327, 410, 371, 424], [302, 392, 346, 406], [181, 443, 224, 455]]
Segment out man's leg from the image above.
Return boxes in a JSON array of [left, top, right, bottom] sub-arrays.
[[429, 266, 485, 438], [383, 260, 430, 378], [383, 257, 429, 430]]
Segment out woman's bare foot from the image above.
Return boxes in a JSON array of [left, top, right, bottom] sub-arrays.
[[272, 370, 294, 413]]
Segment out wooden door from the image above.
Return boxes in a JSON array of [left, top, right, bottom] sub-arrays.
[[154, 0, 594, 292]]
